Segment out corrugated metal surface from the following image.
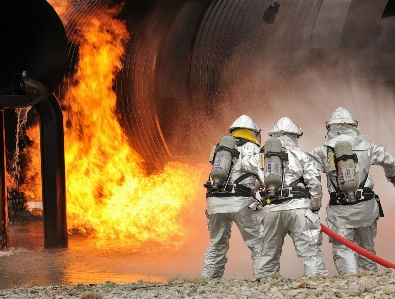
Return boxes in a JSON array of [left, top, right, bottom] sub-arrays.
[[55, 0, 395, 170]]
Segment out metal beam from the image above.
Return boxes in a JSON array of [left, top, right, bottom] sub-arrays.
[[35, 95, 68, 248], [0, 111, 8, 250]]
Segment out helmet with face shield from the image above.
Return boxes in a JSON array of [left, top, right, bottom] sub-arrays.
[[326, 107, 358, 130], [228, 115, 261, 145], [268, 117, 303, 138]]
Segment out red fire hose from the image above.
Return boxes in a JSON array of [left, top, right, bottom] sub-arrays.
[[320, 223, 395, 269]]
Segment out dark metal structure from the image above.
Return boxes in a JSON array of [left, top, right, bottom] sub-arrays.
[[35, 95, 68, 248], [0, 0, 68, 249]]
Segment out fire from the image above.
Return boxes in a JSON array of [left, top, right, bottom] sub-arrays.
[[8, 107, 41, 210], [46, 0, 71, 25], [19, 123, 42, 204], [22, 1, 205, 249]]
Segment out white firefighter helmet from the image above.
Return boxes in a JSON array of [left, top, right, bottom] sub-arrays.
[[326, 107, 358, 129], [228, 115, 260, 132], [268, 117, 303, 138], [228, 115, 261, 145]]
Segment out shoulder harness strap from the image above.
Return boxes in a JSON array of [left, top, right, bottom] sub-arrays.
[[326, 146, 343, 193], [359, 173, 369, 189], [234, 172, 256, 185]]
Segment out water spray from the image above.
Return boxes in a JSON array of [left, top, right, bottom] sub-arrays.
[[10, 106, 32, 185]]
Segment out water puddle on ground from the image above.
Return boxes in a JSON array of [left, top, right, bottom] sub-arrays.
[[0, 220, 208, 289]]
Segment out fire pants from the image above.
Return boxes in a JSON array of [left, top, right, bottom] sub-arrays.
[[257, 208, 328, 278], [327, 220, 378, 275], [202, 205, 263, 279]]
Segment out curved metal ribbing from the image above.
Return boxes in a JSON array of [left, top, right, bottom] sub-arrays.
[[189, 0, 323, 98], [183, 0, 323, 157], [115, 0, 211, 170], [54, 0, 395, 170], [57, 1, 108, 92], [53, 0, 168, 171], [49, 0, 198, 171], [117, 32, 170, 171]]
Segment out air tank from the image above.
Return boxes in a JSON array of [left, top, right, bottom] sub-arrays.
[[211, 136, 237, 185], [263, 138, 283, 195], [334, 141, 358, 199]]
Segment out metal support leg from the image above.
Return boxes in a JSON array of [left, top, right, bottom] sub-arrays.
[[35, 94, 68, 248], [0, 110, 8, 250]]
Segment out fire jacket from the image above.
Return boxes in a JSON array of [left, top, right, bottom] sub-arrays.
[[309, 126, 395, 228], [264, 135, 323, 211], [206, 139, 262, 214]]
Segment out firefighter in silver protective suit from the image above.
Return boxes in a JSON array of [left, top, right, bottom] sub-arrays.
[[308, 107, 395, 275], [255, 117, 329, 278], [202, 115, 264, 280]]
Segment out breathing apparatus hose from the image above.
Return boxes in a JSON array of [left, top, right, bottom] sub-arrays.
[[320, 223, 395, 269]]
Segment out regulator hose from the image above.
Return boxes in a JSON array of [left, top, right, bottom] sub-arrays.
[[320, 223, 395, 269]]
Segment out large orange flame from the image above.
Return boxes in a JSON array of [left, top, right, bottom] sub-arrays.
[[18, 1, 205, 249], [19, 124, 42, 204]]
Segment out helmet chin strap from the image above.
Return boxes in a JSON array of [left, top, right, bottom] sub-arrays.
[[324, 129, 330, 139]]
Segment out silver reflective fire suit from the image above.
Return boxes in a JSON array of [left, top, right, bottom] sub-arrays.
[[254, 134, 329, 278], [202, 139, 264, 279], [309, 126, 395, 274]]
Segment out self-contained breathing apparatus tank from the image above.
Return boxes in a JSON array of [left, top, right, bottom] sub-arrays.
[[261, 138, 285, 197], [208, 136, 238, 191], [264, 138, 282, 195], [334, 141, 358, 200]]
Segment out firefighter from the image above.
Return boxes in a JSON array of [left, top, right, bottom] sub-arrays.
[[256, 117, 328, 278], [202, 115, 264, 280], [308, 107, 395, 274]]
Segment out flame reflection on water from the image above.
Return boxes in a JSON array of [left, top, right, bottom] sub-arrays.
[[0, 220, 207, 289]]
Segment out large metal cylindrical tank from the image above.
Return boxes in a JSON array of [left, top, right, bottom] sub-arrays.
[[54, 0, 395, 170]]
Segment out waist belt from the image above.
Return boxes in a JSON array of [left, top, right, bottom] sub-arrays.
[[206, 183, 253, 198], [329, 188, 375, 205], [261, 186, 309, 206], [264, 197, 293, 205]]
